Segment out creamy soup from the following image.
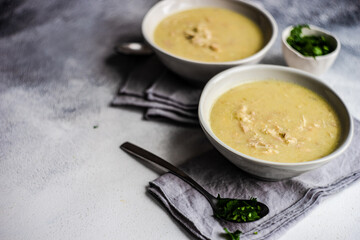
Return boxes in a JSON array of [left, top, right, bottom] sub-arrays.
[[154, 8, 263, 62], [210, 81, 341, 163]]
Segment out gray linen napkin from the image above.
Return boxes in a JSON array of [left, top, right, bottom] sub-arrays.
[[111, 56, 201, 124], [148, 119, 360, 240]]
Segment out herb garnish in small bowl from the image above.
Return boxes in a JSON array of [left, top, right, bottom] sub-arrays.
[[282, 24, 340, 75], [286, 24, 333, 57]]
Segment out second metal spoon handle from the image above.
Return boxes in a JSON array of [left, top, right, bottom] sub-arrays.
[[120, 142, 215, 205]]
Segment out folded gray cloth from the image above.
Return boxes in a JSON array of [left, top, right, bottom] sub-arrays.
[[111, 56, 201, 124], [148, 119, 360, 240]]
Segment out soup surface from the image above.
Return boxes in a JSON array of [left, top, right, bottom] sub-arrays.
[[210, 81, 341, 163], [154, 8, 263, 62]]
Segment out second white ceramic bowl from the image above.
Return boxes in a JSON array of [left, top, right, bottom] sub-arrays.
[[142, 0, 277, 84], [282, 25, 341, 76], [198, 65, 353, 180]]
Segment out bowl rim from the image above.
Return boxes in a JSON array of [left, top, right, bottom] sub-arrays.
[[198, 64, 354, 167], [282, 24, 341, 60], [141, 0, 278, 66]]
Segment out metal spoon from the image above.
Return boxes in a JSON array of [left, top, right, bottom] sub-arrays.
[[120, 142, 269, 223], [114, 42, 153, 55]]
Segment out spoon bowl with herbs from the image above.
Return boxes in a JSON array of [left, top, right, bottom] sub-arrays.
[[282, 24, 340, 76], [120, 142, 269, 223]]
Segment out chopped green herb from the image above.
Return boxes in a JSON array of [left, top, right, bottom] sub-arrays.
[[93, 125, 98, 129], [224, 228, 242, 240], [286, 24, 333, 57], [215, 195, 262, 222]]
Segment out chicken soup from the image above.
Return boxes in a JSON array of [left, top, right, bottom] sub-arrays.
[[210, 80, 341, 163], [154, 8, 263, 62]]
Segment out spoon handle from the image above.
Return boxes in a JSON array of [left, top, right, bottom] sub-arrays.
[[120, 142, 216, 206]]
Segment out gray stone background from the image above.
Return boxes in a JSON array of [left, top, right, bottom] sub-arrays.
[[1, 0, 359, 239]]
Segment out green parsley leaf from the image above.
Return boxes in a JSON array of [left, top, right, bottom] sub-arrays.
[[224, 228, 242, 240]]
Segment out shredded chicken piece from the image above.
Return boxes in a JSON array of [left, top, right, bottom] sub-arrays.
[[248, 136, 270, 149], [264, 148, 279, 154], [263, 124, 297, 145], [298, 115, 308, 131], [329, 121, 337, 127], [239, 122, 250, 133], [285, 136, 298, 145], [234, 105, 254, 133], [209, 43, 220, 52], [240, 105, 247, 112], [236, 106, 302, 154], [184, 30, 195, 39], [322, 119, 326, 127], [263, 128, 277, 137], [248, 135, 278, 154], [274, 124, 282, 131], [184, 24, 212, 47], [302, 115, 307, 127], [279, 132, 298, 145], [183, 23, 220, 52], [262, 126, 282, 141]]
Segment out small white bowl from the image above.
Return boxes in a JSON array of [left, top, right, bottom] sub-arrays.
[[198, 65, 353, 180], [282, 25, 340, 76], [142, 0, 277, 84]]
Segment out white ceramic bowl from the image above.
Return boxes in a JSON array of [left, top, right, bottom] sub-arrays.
[[282, 25, 340, 76], [198, 65, 353, 180], [142, 0, 277, 84]]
